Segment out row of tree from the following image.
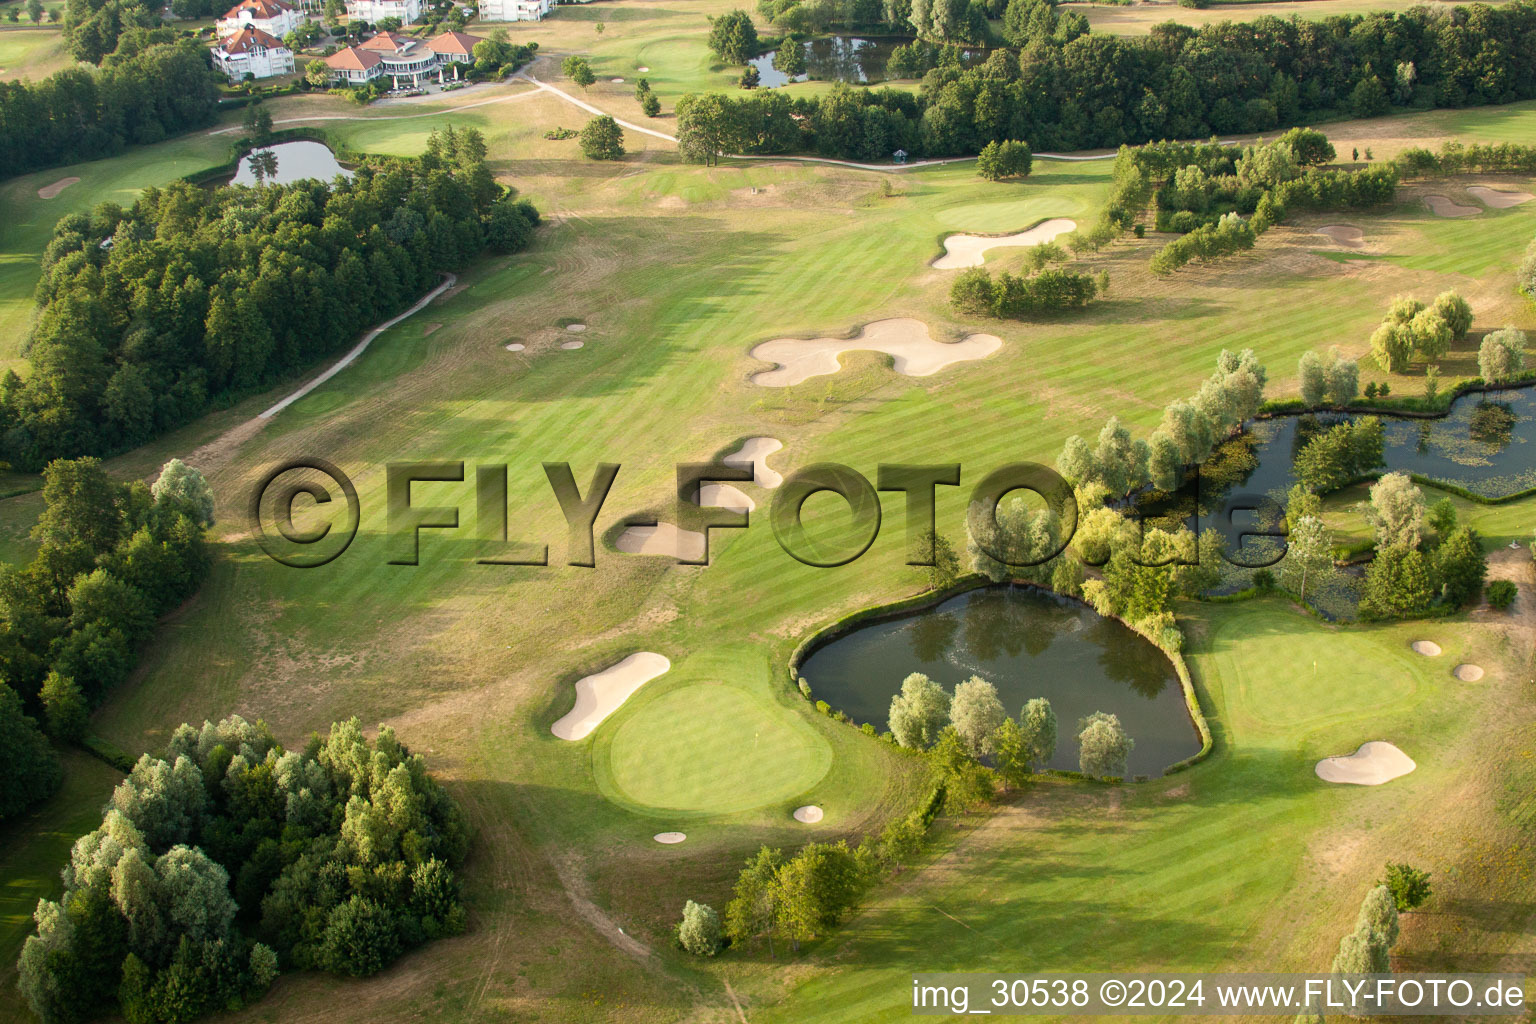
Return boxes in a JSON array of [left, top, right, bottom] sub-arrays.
[[0, 40, 220, 182], [0, 457, 214, 824], [19, 715, 470, 1024], [684, 3, 1536, 162], [1, 127, 540, 468], [949, 265, 1102, 319], [1369, 292, 1474, 373]]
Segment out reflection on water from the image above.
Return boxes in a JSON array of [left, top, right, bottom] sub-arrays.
[[798, 586, 1199, 777], [749, 36, 900, 87], [229, 140, 351, 187]]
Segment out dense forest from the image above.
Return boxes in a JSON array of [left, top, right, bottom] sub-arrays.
[[683, 0, 1536, 161], [0, 40, 219, 181], [0, 456, 214, 822], [1, 128, 539, 469], [18, 715, 470, 1024]]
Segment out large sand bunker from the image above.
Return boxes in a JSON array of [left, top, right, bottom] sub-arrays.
[[1468, 185, 1534, 208], [750, 318, 1002, 387], [697, 482, 754, 512], [1425, 194, 1479, 218], [724, 436, 784, 488], [37, 176, 79, 199], [615, 522, 706, 560], [551, 652, 672, 740], [1315, 741, 1416, 785], [1411, 640, 1442, 656], [933, 217, 1076, 269], [1316, 224, 1364, 247], [793, 805, 824, 823], [1454, 663, 1485, 682]]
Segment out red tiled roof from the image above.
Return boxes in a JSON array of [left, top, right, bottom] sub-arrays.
[[324, 46, 383, 70], [360, 31, 414, 52], [426, 30, 484, 56], [218, 26, 285, 53], [221, 0, 293, 19]]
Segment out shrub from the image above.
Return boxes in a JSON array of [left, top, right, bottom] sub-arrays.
[[1479, 327, 1528, 383], [1486, 579, 1518, 609], [678, 900, 723, 955], [1380, 863, 1432, 911], [1077, 711, 1133, 779]]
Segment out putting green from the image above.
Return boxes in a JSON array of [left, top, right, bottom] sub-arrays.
[[604, 682, 832, 814]]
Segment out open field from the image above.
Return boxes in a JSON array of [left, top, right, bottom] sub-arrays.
[[1075, 0, 1516, 34], [0, 27, 70, 82], [1, 21, 1536, 1024]]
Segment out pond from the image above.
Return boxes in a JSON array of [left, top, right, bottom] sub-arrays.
[[797, 586, 1200, 777], [748, 35, 902, 88], [228, 140, 351, 187]]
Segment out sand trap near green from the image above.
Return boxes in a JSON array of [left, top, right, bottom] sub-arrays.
[[1468, 185, 1533, 208], [1315, 741, 1416, 785], [933, 217, 1076, 269], [723, 436, 784, 488], [551, 652, 671, 740], [1425, 194, 1479, 218], [749, 318, 1002, 387], [605, 683, 832, 813]]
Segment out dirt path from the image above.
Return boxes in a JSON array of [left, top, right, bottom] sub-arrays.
[[550, 855, 657, 963]]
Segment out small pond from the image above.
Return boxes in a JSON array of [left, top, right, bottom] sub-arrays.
[[749, 35, 902, 87], [228, 140, 352, 187], [797, 586, 1200, 777]]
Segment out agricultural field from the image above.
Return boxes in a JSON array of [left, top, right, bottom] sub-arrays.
[[0, 2, 1534, 1024]]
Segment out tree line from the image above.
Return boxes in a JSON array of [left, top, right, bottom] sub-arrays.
[[0, 456, 214, 823], [19, 715, 470, 1024], [0, 40, 220, 182], [679, 2, 1536, 163], [1, 127, 540, 469]]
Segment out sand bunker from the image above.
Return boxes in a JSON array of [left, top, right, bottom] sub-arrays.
[[793, 805, 824, 823], [697, 482, 754, 512], [750, 318, 1002, 387], [561, 340, 584, 350], [1315, 741, 1417, 786], [1316, 224, 1364, 247], [724, 436, 784, 488], [637, 66, 650, 72], [932, 217, 1076, 269], [1425, 195, 1479, 218], [37, 176, 79, 200], [615, 523, 706, 560], [504, 343, 525, 352], [1468, 185, 1534, 208], [1454, 663, 1485, 682], [653, 832, 686, 844], [566, 323, 587, 333], [1411, 640, 1443, 656], [550, 651, 672, 741]]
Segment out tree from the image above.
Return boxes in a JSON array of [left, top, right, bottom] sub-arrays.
[[677, 900, 722, 955], [950, 676, 1006, 757], [27, 0, 43, 22], [579, 116, 625, 161], [708, 9, 759, 64], [152, 459, 214, 527], [1380, 863, 1432, 911], [1370, 320, 1414, 373], [1299, 350, 1328, 407], [1366, 472, 1425, 550], [0, 685, 60, 821], [1408, 309, 1451, 360], [740, 64, 760, 88], [1019, 697, 1057, 769], [306, 58, 332, 87], [976, 139, 1032, 181], [1427, 496, 1457, 537], [924, 531, 961, 591], [1434, 526, 1487, 607], [993, 717, 1030, 790], [1282, 515, 1333, 605], [1355, 884, 1400, 947], [676, 92, 742, 166], [772, 38, 806, 77], [1430, 291, 1472, 340], [1478, 327, 1527, 383], [641, 92, 662, 117], [242, 104, 274, 145], [561, 55, 596, 89], [40, 671, 87, 741], [1078, 712, 1132, 779], [1360, 544, 1434, 619], [888, 672, 950, 749], [774, 841, 864, 944], [724, 846, 783, 952], [1325, 353, 1359, 405]]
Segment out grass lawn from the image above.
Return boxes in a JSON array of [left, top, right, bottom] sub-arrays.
[[0, 27, 70, 83], [1, 45, 1536, 1024], [1073, 0, 1516, 35]]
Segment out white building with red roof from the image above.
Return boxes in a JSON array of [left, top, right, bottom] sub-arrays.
[[216, 0, 301, 39], [344, 0, 421, 26], [211, 26, 296, 81], [324, 29, 484, 88], [479, 0, 549, 21]]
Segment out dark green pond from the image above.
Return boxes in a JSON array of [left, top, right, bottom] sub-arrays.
[[797, 586, 1199, 777], [749, 36, 901, 88]]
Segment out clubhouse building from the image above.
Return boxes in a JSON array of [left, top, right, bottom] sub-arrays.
[[216, 0, 301, 39], [323, 29, 484, 89], [344, 0, 422, 24], [211, 25, 296, 81], [479, 0, 551, 21]]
